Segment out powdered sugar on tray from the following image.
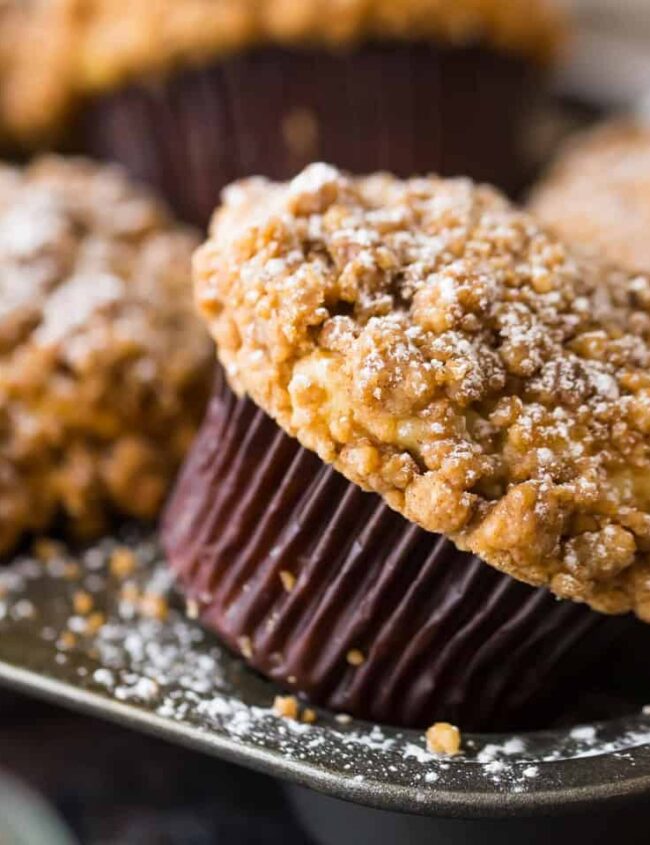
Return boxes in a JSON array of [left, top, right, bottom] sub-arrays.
[[1, 529, 650, 800]]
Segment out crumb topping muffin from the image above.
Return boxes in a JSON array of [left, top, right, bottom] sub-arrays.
[[195, 163, 650, 620], [0, 0, 564, 140], [0, 156, 212, 555], [530, 122, 650, 273]]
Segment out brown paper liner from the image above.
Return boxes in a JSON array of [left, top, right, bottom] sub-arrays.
[[74, 44, 536, 226], [162, 374, 638, 730]]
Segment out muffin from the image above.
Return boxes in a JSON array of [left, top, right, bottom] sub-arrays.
[[0, 0, 565, 225], [163, 163, 650, 729], [0, 156, 212, 557], [530, 122, 650, 272]]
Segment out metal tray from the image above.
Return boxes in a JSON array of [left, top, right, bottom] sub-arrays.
[[1, 529, 650, 820]]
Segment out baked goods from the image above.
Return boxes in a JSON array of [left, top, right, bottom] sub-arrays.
[[530, 122, 650, 272], [164, 369, 631, 729], [193, 163, 650, 620], [0, 155, 212, 555], [0, 0, 566, 224], [162, 164, 647, 729]]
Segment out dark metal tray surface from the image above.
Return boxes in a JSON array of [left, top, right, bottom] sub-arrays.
[[1, 530, 650, 820]]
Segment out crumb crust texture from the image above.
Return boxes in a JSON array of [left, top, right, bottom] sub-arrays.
[[0, 156, 212, 555], [0, 0, 563, 139], [196, 163, 650, 620]]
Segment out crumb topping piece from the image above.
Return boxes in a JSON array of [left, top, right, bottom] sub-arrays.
[[346, 649, 366, 667], [73, 590, 94, 615], [426, 722, 461, 756], [273, 694, 299, 720], [0, 156, 212, 556], [279, 569, 296, 592], [109, 546, 137, 580], [530, 122, 650, 274], [273, 694, 318, 724], [0, 0, 564, 140], [196, 162, 650, 621]]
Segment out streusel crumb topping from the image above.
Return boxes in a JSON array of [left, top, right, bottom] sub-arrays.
[[0, 0, 563, 140], [0, 156, 212, 555], [196, 163, 650, 620], [530, 122, 650, 273]]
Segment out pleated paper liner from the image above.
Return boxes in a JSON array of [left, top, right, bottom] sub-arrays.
[[74, 44, 537, 227], [162, 374, 640, 731]]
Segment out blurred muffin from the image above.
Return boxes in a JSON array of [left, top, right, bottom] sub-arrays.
[[0, 156, 212, 557], [0, 0, 565, 224], [162, 163, 650, 729], [530, 122, 650, 271]]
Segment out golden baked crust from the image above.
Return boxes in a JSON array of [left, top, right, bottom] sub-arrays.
[[0, 156, 212, 555], [195, 163, 650, 621], [0, 0, 564, 140], [530, 122, 650, 273]]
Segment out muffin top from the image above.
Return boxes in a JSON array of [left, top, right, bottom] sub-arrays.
[[0, 0, 564, 141], [0, 156, 211, 555], [196, 162, 650, 621], [530, 122, 650, 273]]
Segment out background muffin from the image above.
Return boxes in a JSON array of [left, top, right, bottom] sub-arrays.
[[0, 0, 565, 225], [530, 122, 650, 272], [163, 163, 648, 730], [0, 156, 212, 556]]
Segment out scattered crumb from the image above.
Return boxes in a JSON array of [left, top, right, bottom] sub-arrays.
[[186, 598, 200, 619], [57, 630, 76, 650], [346, 649, 365, 667], [238, 635, 253, 659], [83, 611, 106, 635], [73, 590, 94, 615], [273, 695, 299, 721], [109, 547, 136, 579], [273, 695, 317, 724], [279, 570, 296, 593], [335, 713, 353, 725], [139, 592, 169, 621], [426, 723, 462, 757]]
